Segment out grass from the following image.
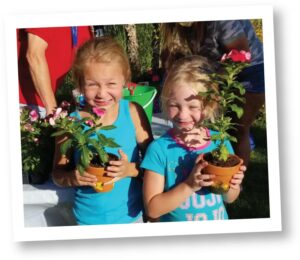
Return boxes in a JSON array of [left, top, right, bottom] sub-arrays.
[[226, 108, 270, 219]]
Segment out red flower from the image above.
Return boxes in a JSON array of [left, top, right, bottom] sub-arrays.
[[221, 49, 251, 63], [126, 82, 137, 96]]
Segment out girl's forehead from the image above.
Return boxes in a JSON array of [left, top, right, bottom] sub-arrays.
[[86, 59, 121, 68], [170, 81, 199, 95]]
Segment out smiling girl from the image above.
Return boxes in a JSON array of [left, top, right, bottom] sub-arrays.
[[141, 56, 245, 222], [52, 37, 153, 225]]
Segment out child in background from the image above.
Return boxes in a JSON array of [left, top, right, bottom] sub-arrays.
[[141, 56, 245, 222], [52, 37, 153, 225]]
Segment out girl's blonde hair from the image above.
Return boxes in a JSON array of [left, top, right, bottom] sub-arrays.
[[72, 36, 131, 91], [161, 55, 219, 122]]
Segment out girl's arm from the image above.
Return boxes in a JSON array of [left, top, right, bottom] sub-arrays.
[[143, 158, 211, 219], [143, 170, 194, 219], [52, 136, 97, 187], [130, 102, 154, 156]]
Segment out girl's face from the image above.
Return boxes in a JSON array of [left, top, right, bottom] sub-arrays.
[[83, 61, 126, 111], [167, 83, 203, 133]]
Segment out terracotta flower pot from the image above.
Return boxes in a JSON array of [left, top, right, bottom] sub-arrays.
[[85, 165, 114, 193], [203, 154, 242, 193]]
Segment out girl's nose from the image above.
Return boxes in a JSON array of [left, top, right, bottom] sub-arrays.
[[96, 87, 105, 97], [177, 107, 189, 119]]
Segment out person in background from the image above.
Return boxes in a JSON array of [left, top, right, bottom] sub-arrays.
[[160, 20, 265, 166], [17, 26, 92, 116]]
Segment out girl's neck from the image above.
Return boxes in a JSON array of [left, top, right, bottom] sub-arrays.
[[169, 127, 210, 151]]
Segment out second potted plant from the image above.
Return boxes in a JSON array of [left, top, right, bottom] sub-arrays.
[[199, 49, 251, 193]]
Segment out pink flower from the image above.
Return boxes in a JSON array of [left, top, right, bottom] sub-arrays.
[[221, 53, 227, 62], [29, 110, 39, 122], [54, 107, 62, 119], [60, 110, 68, 119], [221, 49, 251, 63], [24, 123, 34, 132], [68, 116, 76, 121], [49, 118, 56, 126], [60, 101, 71, 110], [85, 120, 95, 127], [92, 107, 106, 117], [240, 50, 251, 62]]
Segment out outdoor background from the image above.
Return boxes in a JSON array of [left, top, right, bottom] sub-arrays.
[[57, 19, 269, 220]]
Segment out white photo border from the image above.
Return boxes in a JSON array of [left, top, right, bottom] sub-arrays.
[[4, 5, 281, 242]]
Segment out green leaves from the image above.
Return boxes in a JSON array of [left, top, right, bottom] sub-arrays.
[[45, 105, 120, 174], [229, 104, 244, 119], [202, 51, 249, 162], [60, 139, 73, 156]]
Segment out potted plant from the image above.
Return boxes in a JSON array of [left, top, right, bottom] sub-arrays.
[[20, 107, 55, 184], [49, 101, 120, 192], [199, 49, 251, 193]]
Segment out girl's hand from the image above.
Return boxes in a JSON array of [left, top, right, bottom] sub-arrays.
[[229, 164, 246, 190], [184, 154, 214, 192], [72, 169, 98, 187], [105, 149, 130, 184]]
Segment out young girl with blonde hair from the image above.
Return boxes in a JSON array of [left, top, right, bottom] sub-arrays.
[[141, 55, 245, 222], [52, 36, 153, 225]]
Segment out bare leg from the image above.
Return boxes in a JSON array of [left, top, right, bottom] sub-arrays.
[[231, 92, 265, 167]]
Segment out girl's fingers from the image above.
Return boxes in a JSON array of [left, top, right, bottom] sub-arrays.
[[107, 165, 123, 172], [108, 160, 122, 166], [239, 165, 247, 172], [195, 153, 204, 164], [193, 161, 208, 173]]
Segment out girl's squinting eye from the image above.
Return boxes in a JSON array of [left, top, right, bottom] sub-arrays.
[[189, 105, 200, 109], [85, 81, 97, 88]]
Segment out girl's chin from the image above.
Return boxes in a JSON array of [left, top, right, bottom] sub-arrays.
[[175, 125, 195, 133]]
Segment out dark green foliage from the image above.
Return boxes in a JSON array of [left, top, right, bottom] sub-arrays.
[[135, 23, 154, 80], [105, 24, 128, 51], [20, 108, 55, 184], [226, 120, 270, 219]]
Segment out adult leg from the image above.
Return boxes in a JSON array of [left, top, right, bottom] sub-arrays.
[[231, 92, 265, 167]]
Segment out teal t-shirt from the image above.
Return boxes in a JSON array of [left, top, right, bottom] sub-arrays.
[[71, 99, 143, 225], [141, 129, 234, 222]]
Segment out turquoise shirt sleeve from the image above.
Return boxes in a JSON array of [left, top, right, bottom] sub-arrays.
[[140, 140, 166, 176]]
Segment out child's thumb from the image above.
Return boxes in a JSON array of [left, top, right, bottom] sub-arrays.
[[118, 149, 128, 161]]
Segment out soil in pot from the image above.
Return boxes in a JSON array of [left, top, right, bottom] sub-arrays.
[[86, 153, 119, 193], [203, 153, 242, 193]]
